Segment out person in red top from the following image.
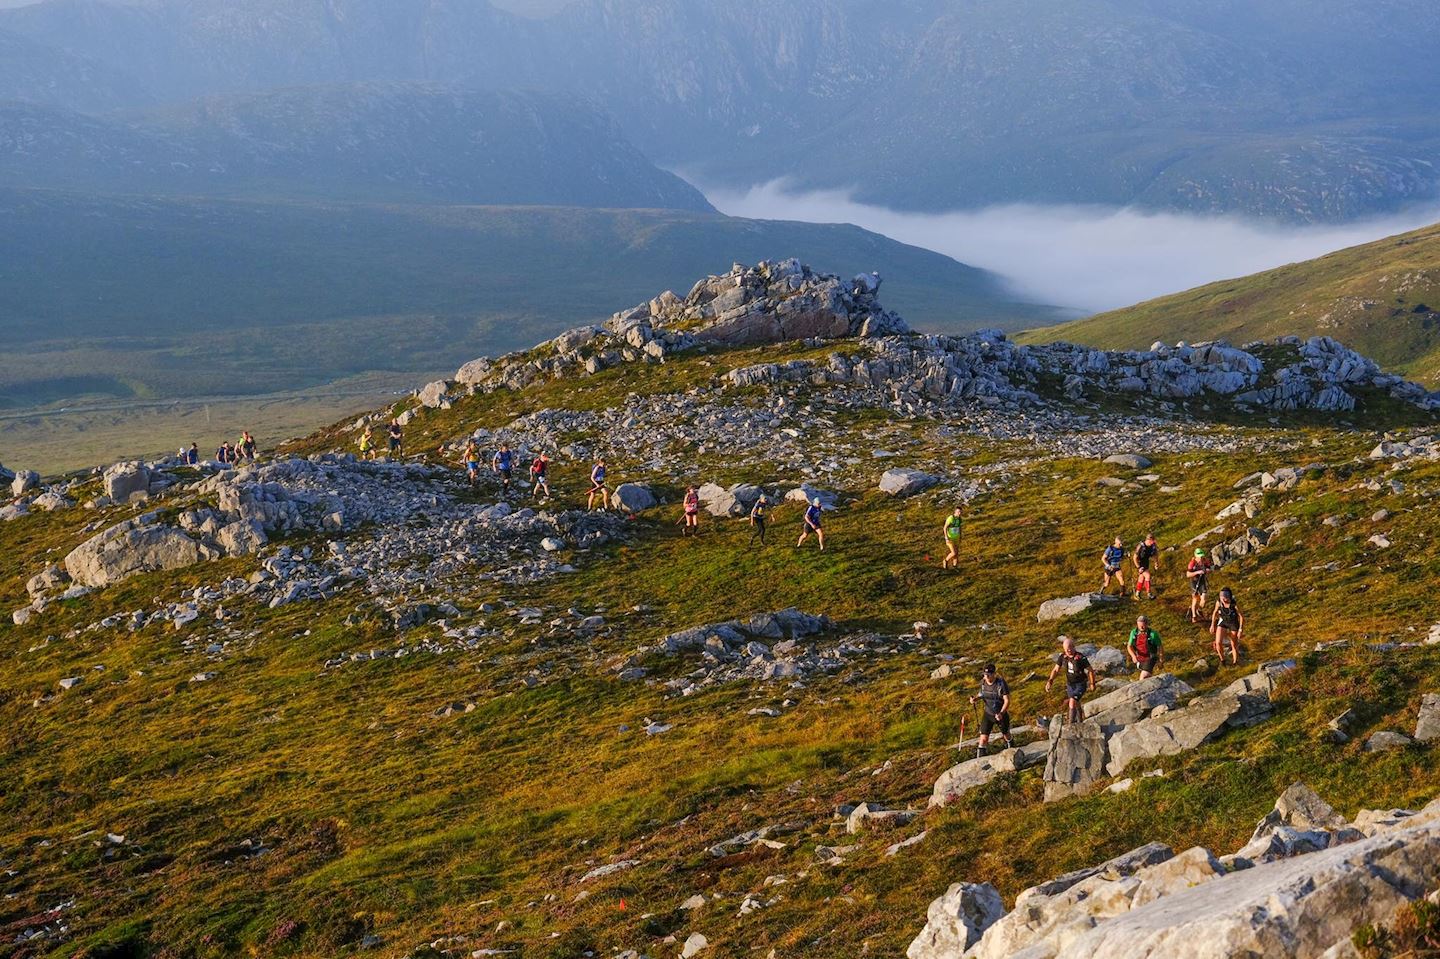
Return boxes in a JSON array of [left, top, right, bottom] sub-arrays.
[[682, 486, 701, 537], [1186, 548, 1213, 623]]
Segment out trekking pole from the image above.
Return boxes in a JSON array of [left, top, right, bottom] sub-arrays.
[[973, 703, 984, 759], [957, 711, 967, 752]]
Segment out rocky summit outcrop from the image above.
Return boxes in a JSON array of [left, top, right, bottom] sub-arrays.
[[453, 259, 908, 393], [909, 784, 1440, 959]]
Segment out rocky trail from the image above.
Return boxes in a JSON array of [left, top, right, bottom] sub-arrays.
[[3, 260, 1440, 957]]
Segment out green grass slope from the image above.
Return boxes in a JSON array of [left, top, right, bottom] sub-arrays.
[[0, 190, 1057, 409], [2, 342, 1439, 957], [1021, 221, 1440, 382]]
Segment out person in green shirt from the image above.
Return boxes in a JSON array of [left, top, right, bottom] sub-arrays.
[[942, 507, 963, 569], [1126, 615, 1164, 679]]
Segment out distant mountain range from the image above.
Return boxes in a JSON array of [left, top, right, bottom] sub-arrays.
[[1022, 221, 1440, 383], [0, 85, 713, 209], [2, 0, 1438, 220]]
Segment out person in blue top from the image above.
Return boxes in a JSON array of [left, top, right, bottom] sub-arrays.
[[185, 442, 200, 466], [492, 444, 514, 495], [1101, 536, 1127, 595], [587, 458, 610, 510], [796, 497, 826, 551]]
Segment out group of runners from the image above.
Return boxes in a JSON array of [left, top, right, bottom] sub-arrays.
[[958, 530, 1250, 750], [178, 431, 258, 468], [358, 420, 406, 461]]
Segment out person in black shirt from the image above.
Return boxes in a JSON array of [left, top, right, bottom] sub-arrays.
[[1046, 635, 1097, 724], [969, 663, 1013, 752], [1133, 533, 1159, 601], [1210, 587, 1245, 665]]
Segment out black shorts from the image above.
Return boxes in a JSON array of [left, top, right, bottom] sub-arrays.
[[499, 468, 512, 480], [1066, 681, 1088, 701], [980, 711, 1011, 737], [1191, 579, 1208, 595], [1137, 656, 1159, 673], [389, 439, 401, 451], [1104, 565, 1121, 575]]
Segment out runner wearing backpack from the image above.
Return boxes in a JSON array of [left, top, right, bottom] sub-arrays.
[[530, 453, 551, 500], [1127, 615, 1164, 679], [1211, 587, 1245, 665], [796, 497, 825, 550], [1101, 537, 1127, 594], [749, 495, 769, 547], [587, 459, 610, 510], [1186, 549, 1213, 623], [682, 486, 701, 536], [1046, 635, 1096, 724], [968, 663, 1014, 752], [492, 444, 515, 495], [1133, 533, 1159, 600]]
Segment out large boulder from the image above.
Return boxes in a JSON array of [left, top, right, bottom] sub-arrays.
[[1037, 592, 1119, 622], [1417, 694, 1440, 743], [1043, 719, 1109, 802], [611, 483, 657, 513], [930, 751, 1022, 808], [1086, 673, 1195, 729], [64, 517, 217, 588], [1106, 680, 1273, 777], [1103, 454, 1153, 469], [417, 380, 452, 409], [879, 468, 940, 498], [1040, 802, 1440, 959], [215, 520, 268, 557], [964, 842, 1177, 959], [102, 462, 150, 502], [906, 882, 1006, 959], [697, 482, 762, 517], [11, 469, 39, 497]]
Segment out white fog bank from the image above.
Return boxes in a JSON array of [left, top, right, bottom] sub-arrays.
[[704, 180, 1440, 315]]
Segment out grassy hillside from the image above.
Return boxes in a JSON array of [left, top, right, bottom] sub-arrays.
[[2, 339, 1439, 957], [0, 190, 1056, 411], [1022, 221, 1440, 381]]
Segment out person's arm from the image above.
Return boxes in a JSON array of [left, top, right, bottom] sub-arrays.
[[1210, 605, 1220, 629], [1126, 635, 1137, 663], [1088, 665, 1098, 691], [1000, 687, 1011, 714], [1133, 547, 1142, 569], [1156, 637, 1165, 665], [1046, 663, 1060, 690], [1236, 610, 1245, 635]]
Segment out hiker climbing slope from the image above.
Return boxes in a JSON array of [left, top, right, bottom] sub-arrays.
[[1046, 635, 1096, 725], [1211, 587, 1245, 665], [493, 444, 515, 495], [1186, 548, 1213, 623], [1133, 533, 1159, 600], [1127, 615, 1164, 679], [749, 494, 769, 546], [682, 486, 701, 537], [588, 459, 610, 510], [796, 497, 825, 550], [969, 663, 1014, 752], [530, 453, 551, 500], [1101, 537, 1127, 594], [943, 508, 963, 569]]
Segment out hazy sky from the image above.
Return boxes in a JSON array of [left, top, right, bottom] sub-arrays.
[[0, 0, 571, 8], [705, 179, 1440, 314]]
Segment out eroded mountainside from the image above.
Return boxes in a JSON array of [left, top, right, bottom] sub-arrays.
[[3, 262, 1440, 957]]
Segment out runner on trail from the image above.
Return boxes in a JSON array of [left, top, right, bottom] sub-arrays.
[[1102, 537, 1127, 594], [530, 452, 551, 500], [216, 441, 235, 467], [239, 431, 257, 462], [1046, 635, 1096, 724], [969, 663, 1014, 752], [1210, 587, 1245, 665], [1186, 548, 1213, 623], [185, 443, 200, 466], [797, 497, 825, 550], [493, 444, 514, 494], [464, 439, 481, 487], [682, 486, 701, 536], [388, 420, 403, 457], [358, 427, 376, 461], [587, 459, 610, 510], [1127, 614, 1164, 679], [1133, 533, 1159, 600], [749, 494, 769, 546], [942, 508, 963, 569]]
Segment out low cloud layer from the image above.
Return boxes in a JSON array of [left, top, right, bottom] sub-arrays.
[[704, 180, 1440, 315]]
